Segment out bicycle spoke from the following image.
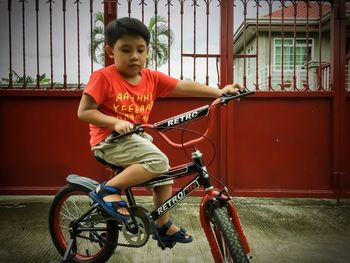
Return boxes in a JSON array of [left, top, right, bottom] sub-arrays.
[[59, 210, 74, 221], [61, 202, 76, 220], [72, 196, 86, 215]]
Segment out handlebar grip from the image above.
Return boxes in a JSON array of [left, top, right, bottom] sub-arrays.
[[106, 124, 143, 142], [220, 89, 255, 104]]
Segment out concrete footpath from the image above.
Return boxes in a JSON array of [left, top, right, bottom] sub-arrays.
[[0, 196, 349, 263]]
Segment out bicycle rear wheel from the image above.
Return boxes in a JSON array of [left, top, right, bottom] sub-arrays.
[[211, 207, 249, 263], [49, 184, 119, 263]]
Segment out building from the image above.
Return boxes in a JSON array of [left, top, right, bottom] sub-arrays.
[[233, 1, 349, 91]]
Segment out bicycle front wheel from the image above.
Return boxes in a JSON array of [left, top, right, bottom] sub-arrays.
[[48, 184, 119, 263], [211, 207, 249, 263]]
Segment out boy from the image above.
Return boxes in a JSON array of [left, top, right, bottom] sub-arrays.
[[77, 17, 242, 244]]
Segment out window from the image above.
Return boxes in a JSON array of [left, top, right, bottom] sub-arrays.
[[247, 45, 254, 76], [274, 38, 313, 70]]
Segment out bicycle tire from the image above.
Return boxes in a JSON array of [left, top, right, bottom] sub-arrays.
[[211, 207, 249, 263], [48, 184, 119, 263]]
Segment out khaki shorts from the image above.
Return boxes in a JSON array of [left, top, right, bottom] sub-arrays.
[[92, 132, 173, 188]]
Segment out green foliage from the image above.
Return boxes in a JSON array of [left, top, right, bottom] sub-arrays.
[[1, 70, 51, 84], [146, 15, 175, 69], [88, 11, 105, 66]]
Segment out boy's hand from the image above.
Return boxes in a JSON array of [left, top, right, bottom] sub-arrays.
[[113, 120, 134, 135], [221, 83, 243, 96]]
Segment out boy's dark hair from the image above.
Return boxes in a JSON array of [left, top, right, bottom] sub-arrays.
[[105, 17, 150, 47]]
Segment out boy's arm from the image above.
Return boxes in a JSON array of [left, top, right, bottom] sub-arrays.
[[77, 94, 134, 134], [171, 80, 243, 98]]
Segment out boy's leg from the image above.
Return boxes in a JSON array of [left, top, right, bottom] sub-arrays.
[[93, 133, 170, 217], [101, 163, 159, 216], [153, 185, 191, 239]]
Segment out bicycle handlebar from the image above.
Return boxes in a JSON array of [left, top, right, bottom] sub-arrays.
[[219, 89, 254, 104], [107, 89, 254, 148]]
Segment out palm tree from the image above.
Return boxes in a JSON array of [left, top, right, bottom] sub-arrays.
[[89, 11, 105, 66], [89, 14, 174, 68], [146, 15, 174, 68]]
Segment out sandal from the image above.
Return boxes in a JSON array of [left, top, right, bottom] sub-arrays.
[[153, 220, 193, 243], [89, 183, 129, 221]]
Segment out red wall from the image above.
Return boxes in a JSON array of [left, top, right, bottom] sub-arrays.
[[0, 90, 349, 197], [229, 97, 332, 196], [0, 91, 104, 194], [344, 94, 350, 194], [0, 91, 219, 195]]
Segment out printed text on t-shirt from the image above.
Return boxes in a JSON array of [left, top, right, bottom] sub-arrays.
[[113, 91, 154, 123]]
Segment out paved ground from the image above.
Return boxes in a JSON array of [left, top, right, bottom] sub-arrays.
[[0, 195, 349, 263]]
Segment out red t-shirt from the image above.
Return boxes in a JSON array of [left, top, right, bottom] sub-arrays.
[[84, 65, 178, 147]]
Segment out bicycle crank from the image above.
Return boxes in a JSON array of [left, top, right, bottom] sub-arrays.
[[119, 206, 155, 248], [121, 215, 149, 247]]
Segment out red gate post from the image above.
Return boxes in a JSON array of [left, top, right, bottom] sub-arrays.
[[219, 0, 234, 185], [330, 0, 347, 198], [104, 0, 117, 67]]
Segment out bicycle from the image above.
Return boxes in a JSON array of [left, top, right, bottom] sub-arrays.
[[49, 90, 254, 263]]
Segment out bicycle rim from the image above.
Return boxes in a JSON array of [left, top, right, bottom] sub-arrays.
[[49, 184, 118, 263], [211, 207, 249, 263]]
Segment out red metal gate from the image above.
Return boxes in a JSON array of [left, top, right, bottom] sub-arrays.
[[0, 0, 348, 198]]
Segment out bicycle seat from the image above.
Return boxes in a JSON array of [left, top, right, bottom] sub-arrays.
[[94, 155, 124, 171]]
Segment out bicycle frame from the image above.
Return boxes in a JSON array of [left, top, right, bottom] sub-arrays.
[[117, 91, 253, 261], [125, 148, 250, 262], [135, 149, 213, 221], [57, 91, 253, 262]]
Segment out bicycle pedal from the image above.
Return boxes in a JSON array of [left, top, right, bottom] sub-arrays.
[[157, 241, 176, 250]]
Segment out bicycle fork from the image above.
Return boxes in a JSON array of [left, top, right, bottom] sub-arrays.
[[199, 190, 250, 263]]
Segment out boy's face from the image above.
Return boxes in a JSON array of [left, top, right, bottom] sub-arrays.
[[106, 35, 149, 79]]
